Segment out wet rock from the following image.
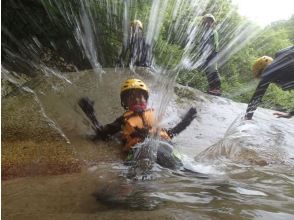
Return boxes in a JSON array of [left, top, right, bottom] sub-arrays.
[[39, 48, 77, 72]]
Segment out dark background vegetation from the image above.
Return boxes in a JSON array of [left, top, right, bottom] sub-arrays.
[[2, 0, 294, 111]]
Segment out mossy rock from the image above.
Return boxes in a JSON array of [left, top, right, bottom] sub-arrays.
[[174, 86, 195, 100], [2, 140, 81, 180]]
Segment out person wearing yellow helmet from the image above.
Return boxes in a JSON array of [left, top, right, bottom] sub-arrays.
[[120, 78, 148, 112], [78, 78, 197, 168], [194, 13, 221, 96], [245, 46, 294, 120], [252, 56, 274, 78], [203, 14, 216, 24], [130, 19, 143, 31], [117, 19, 151, 68]]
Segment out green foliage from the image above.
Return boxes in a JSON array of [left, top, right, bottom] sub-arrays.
[[220, 17, 293, 110], [2, 0, 293, 112], [177, 70, 208, 91], [174, 87, 195, 100], [268, 15, 294, 44], [153, 38, 183, 68], [251, 28, 292, 57], [174, 0, 293, 112], [261, 85, 294, 111]]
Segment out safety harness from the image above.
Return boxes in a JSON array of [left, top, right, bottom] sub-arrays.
[[121, 109, 170, 152]]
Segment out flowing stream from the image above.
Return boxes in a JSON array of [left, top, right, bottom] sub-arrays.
[[2, 0, 294, 219], [2, 69, 294, 220]]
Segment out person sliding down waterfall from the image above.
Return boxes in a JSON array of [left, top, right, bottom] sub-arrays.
[[79, 79, 197, 169], [245, 46, 294, 120], [116, 20, 152, 68]]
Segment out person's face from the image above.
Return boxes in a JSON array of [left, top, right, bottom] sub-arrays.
[[126, 90, 147, 110], [131, 25, 141, 34], [203, 19, 214, 29]]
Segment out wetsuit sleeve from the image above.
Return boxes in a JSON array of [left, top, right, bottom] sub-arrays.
[[117, 44, 129, 65], [213, 30, 219, 52], [167, 107, 197, 138], [96, 116, 124, 140], [118, 34, 133, 65], [275, 46, 294, 58], [245, 80, 270, 120], [245, 46, 294, 120]]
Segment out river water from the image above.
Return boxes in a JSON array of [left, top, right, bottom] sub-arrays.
[[2, 69, 294, 220]]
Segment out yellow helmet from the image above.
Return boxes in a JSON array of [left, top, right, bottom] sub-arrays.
[[121, 78, 148, 93], [203, 14, 216, 23], [130, 20, 143, 30], [252, 56, 273, 78], [120, 79, 149, 109]]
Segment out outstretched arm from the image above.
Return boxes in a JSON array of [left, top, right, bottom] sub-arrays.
[[96, 116, 124, 140], [245, 81, 269, 120], [168, 107, 197, 138], [78, 97, 102, 131], [78, 97, 123, 140]]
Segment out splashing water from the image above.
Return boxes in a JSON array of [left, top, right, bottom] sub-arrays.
[[2, 1, 294, 219], [196, 113, 294, 167]]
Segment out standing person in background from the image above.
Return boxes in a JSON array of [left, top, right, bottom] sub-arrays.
[[197, 14, 221, 96], [245, 46, 294, 120], [117, 20, 151, 68]]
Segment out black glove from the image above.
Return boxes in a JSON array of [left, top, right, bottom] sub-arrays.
[[183, 107, 197, 122], [78, 97, 95, 115], [168, 107, 197, 138], [78, 97, 102, 132]]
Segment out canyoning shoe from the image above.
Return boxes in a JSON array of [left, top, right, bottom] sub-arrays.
[[207, 88, 221, 96]]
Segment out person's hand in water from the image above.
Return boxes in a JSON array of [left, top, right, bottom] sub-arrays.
[[244, 112, 253, 120], [273, 112, 292, 118]]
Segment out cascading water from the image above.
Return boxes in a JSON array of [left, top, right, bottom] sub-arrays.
[[2, 0, 294, 219]]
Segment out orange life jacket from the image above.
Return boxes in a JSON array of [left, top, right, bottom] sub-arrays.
[[122, 109, 171, 152]]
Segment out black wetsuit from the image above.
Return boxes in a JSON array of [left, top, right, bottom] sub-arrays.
[[79, 97, 196, 170], [118, 29, 151, 67], [245, 46, 294, 119], [96, 108, 197, 141]]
